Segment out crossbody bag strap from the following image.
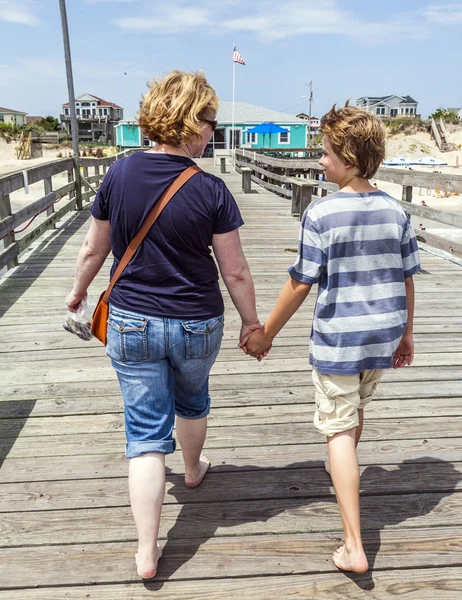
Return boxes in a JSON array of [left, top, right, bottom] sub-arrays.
[[102, 164, 202, 303]]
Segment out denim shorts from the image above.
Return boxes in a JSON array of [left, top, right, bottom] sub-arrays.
[[106, 305, 224, 458]]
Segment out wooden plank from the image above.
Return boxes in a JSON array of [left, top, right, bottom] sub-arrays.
[[2, 462, 462, 512], [2, 416, 462, 458], [415, 229, 462, 257], [0, 192, 56, 240], [2, 567, 460, 600], [1, 496, 461, 547], [1, 437, 461, 483], [0, 159, 73, 196]]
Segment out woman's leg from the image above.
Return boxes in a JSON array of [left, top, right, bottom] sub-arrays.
[[129, 453, 165, 578], [176, 416, 210, 487]]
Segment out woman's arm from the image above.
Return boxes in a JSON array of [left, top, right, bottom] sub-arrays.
[[66, 217, 112, 312], [212, 229, 260, 340]]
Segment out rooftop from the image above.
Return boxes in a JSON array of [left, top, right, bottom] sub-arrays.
[[0, 106, 27, 114], [62, 94, 123, 109], [217, 101, 307, 124]]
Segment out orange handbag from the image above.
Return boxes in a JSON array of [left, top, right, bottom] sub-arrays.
[[91, 165, 201, 345]]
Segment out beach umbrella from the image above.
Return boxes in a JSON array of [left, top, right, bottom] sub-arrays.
[[383, 156, 411, 167], [246, 122, 290, 148], [413, 156, 448, 167]]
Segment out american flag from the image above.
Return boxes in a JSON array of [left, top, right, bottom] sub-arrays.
[[233, 45, 245, 65]]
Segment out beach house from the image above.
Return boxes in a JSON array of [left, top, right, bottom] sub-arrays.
[[0, 107, 27, 126], [209, 102, 307, 155], [60, 94, 124, 143], [356, 95, 419, 118]]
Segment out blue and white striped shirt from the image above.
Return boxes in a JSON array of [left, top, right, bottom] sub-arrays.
[[288, 190, 420, 375]]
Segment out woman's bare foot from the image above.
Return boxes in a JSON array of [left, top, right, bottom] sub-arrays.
[[324, 459, 331, 477], [135, 544, 163, 580], [185, 455, 211, 488], [332, 544, 368, 573]]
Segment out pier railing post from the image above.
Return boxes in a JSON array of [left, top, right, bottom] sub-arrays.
[[220, 157, 227, 173], [0, 194, 18, 270], [402, 185, 413, 203], [241, 167, 252, 193], [291, 180, 313, 219]]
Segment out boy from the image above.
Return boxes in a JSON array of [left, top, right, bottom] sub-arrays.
[[243, 104, 420, 573]]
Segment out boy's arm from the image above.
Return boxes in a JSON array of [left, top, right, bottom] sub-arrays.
[[393, 276, 415, 368], [242, 277, 312, 357]]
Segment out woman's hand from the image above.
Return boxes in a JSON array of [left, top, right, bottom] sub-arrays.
[[66, 289, 87, 313]]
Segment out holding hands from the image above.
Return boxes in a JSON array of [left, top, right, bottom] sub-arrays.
[[239, 322, 273, 361]]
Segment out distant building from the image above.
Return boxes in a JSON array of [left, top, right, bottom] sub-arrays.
[[115, 118, 154, 148], [0, 106, 27, 126], [448, 108, 462, 119], [26, 116, 44, 125], [207, 102, 308, 157], [356, 95, 419, 118], [296, 113, 321, 141], [60, 94, 124, 143]]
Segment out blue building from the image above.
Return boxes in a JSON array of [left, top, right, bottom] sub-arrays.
[[114, 118, 154, 148], [206, 102, 308, 156]]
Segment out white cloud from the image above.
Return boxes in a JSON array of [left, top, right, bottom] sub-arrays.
[[114, 5, 210, 33], [0, 0, 39, 25], [424, 3, 462, 24], [110, 0, 431, 42]]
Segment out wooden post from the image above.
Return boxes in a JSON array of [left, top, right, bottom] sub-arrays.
[[402, 185, 413, 203], [291, 180, 313, 218], [83, 166, 89, 194], [95, 165, 100, 192], [220, 157, 226, 173], [242, 167, 252, 193], [103, 164, 107, 175], [43, 175, 57, 229], [67, 168, 75, 206], [321, 189, 328, 197], [0, 194, 18, 269]]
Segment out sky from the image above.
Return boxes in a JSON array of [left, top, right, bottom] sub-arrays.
[[1, 0, 462, 120]]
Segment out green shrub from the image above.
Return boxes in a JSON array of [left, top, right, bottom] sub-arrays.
[[429, 108, 460, 124]]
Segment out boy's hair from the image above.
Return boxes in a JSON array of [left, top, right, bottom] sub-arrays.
[[320, 102, 386, 179], [138, 70, 218, 146]]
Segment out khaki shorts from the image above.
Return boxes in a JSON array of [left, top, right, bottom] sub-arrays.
[[312, 368, 384, 437]]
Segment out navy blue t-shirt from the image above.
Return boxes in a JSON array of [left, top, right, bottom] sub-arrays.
[[91, 152, 244, 319]]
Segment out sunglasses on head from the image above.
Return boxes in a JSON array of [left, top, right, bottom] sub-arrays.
[[201, 118, 218, 132]]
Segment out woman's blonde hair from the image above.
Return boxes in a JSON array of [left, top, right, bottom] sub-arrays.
[[320, 102, 386, 179], [138, 70, 218, 146]]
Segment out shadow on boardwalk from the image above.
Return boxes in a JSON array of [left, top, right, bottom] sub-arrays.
[[146, 457, 461, 592]]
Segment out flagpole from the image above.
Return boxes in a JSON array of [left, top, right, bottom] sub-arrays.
[[232, 51, 236, 160]]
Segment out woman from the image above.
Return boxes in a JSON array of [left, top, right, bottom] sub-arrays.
[[66, 71, 262, 579]]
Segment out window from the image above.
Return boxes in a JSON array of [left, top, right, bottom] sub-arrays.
[[103, 108, 108, 116], [375, 106, 386, 115], [405, 108, 409, 114], [76, 109, 80, 115], [99, 108, 103, 115], [92, 108, 96, 115], [0, 115, 4, 122], [409, 107, 414, 114], [64, 108, 69, 115], [279, 131, 290, 144], [81, 102, 90, 107], [247, 132, 257, 143]]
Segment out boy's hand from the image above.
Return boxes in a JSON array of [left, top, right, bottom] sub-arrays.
[[393, 333, 414, 368], [241, 328, 273, 361]]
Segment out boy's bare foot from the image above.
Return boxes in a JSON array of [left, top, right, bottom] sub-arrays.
[[135, 544, 163, 580], [332, 544, 368, 573], [185, 455, 211, 488], [324, 459, 331, 477]]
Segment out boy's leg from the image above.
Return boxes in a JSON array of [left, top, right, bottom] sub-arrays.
[[328, 430, 368, 573], [312, 369, 368, 572]]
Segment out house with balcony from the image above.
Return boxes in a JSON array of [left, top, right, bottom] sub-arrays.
[[296, 113, 321, 141], [356, 95, 419, 118], [0, 106, 27, 126], [60, 94, 124, 143]]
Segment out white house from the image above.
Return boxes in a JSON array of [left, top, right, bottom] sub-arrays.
[[356, 95, 419, 117], [0, 106, 27, 126], [296, 113, 321, 141]]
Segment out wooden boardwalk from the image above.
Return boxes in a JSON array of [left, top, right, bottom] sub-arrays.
[[1, 159, 462, 598]]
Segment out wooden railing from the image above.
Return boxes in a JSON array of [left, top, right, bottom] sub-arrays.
[[235, 149, 462, 258], [0, 149, 138, 272]]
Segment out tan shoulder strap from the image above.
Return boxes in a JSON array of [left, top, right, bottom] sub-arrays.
[[103, 164, 201, 302]]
